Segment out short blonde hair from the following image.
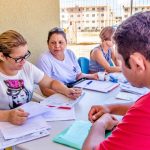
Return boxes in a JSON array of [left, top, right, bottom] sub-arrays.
[[0, 30, 27, 54]]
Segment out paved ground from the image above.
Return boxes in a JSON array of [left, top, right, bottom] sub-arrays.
[[68, 43, 98, 58]]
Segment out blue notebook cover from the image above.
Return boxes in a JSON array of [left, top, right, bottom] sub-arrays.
[[53, 120, 111, 150]]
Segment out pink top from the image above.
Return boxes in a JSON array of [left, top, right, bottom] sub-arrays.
[[97, 92, 150, 150]]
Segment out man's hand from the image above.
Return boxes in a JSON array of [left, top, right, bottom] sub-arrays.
[[8, 108, 29, 125], [88, 105, 110, 123], [64, 87, 82, 99], [94, 113, 119, 130]]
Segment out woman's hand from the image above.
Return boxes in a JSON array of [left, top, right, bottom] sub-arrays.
[[88, 105, 110, 123], [91, 73, 99, 80], [8, 108, 29, 125], [64, 87, 82, 99]]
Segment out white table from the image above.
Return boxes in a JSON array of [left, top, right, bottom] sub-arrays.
[[15, 87, 127, 150]]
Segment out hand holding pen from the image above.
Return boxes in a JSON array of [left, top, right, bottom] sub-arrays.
[[65, 87, 82, 100]]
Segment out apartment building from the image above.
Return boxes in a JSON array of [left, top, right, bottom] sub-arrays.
[[123, 5, 150, 19], [61, 5, 118, 32]]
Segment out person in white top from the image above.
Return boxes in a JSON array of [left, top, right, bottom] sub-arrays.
[[0, 30, 81, 125], [37, 27, 98, 96]]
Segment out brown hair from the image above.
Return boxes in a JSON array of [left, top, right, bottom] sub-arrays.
[[0, 30, 27, 55], [47, 27, 67, 43], [99, 26, 115, 42]]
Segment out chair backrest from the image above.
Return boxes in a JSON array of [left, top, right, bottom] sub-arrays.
[[78, 57, 89, 74]]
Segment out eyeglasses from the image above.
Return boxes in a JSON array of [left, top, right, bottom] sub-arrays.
[[4, 50, 31, 63]]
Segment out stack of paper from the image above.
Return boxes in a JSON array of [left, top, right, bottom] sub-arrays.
[[74, 80, 119, 93], [0, 129, 49, 149], [0, 102, 51, 149]]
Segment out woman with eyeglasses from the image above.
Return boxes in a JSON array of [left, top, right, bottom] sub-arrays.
[[0, 30, 81, 125], [36, 27, 98, 97], [89, 26, 121, 73]]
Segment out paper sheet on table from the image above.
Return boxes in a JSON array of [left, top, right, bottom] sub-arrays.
[[116, 91, 141, 101], [18, 101, 50, 118], [0, 129, 49, 149], [0, 116, 49, 139], [120, 83, 150, 95], [74, 80, 119, 93], [42, 107, 76, 121], [40, 92, 85, 108]]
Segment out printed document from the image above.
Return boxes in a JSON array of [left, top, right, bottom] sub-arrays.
[[0, 116, 49, 139], [18, 101, 50, 118], [116, 91, 141, 101], [74, 80, 119, 93], [0, 129, 49, 149], [120, 83, 150, 95], [42, 108, 76, 121], [40, 92, 85, 108]]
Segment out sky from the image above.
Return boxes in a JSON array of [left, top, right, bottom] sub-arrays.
[[60, 0, 150, 16]]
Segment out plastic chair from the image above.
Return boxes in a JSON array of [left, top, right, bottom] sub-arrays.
[[78, 57, 89, 74]]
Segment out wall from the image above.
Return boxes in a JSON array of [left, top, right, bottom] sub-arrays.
[[0, 0, 60, 63]]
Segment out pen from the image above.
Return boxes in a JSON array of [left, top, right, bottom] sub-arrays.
[[109, 75, 118, 83], [86, 80, 93, 85], [82, 80, 93, 89], [47, 105, 71, 110]]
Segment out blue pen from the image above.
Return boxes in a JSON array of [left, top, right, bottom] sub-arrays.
[[109, 75, 118, 83], [82, 80, 93, 89], [87, 80, 93, 85]]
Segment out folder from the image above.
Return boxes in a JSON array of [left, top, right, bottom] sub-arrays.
[[53, 120, 111, 150]]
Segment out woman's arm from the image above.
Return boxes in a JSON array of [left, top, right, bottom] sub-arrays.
[[39, 75, 82, 99], [91, 49, 121, 73], [111, 48, 121, 67], [40, 87, 56, 97], [76, 72, 98, 80]]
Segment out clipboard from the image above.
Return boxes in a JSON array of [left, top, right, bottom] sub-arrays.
[[74, 80, 119, 93]]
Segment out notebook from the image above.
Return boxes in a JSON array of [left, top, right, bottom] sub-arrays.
[[74, 80, 119, 93], [53, 120, 111, 150]]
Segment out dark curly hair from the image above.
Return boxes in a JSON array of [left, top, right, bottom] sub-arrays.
[[113, 11, 150, 68]]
